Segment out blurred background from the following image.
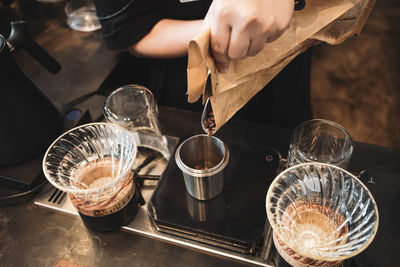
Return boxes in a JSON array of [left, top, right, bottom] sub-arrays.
[[310, 0, 400, 148], [1, 0, 399, 148]]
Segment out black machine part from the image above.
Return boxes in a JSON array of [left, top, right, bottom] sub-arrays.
[[0, 21, 62, 165], [7, 21, 61, 73]]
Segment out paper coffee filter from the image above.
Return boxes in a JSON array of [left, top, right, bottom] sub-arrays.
[[266, 163, 379, 262], [187, 0, 375, 132], [43, 123, 138, 202]]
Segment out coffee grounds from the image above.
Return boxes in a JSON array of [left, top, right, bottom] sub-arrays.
[[69, 158, 134, 217], [193, 163, 208, 170], [203, 111, 216, 136]]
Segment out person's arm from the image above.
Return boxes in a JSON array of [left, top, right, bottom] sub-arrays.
[[204, 0, 295, 72], [98, 0, 294, 70], [129, 19, 203, 58]]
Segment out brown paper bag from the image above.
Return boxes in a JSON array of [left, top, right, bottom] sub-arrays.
[[187, 0, 375, 131]]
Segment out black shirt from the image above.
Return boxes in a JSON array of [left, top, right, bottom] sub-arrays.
[[93, 0, 212, 50], [93, 0, 312, 129]]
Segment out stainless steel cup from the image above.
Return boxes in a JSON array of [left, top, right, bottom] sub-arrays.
[[175, 134, 229, 200]]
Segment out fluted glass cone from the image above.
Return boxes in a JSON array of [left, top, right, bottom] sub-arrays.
[[266, 163, 378, 262], [42, 123, 137, 202]]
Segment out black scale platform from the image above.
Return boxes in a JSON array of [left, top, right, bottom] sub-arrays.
[[148, 136, 281, 254]]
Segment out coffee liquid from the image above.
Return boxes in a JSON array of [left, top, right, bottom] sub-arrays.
[[279, 201, 348, 261], [73, 186, 141, 231], [69, 158, 140, 231]]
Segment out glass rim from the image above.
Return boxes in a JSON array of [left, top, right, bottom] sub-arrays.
[[65, 0, 95, 14], [103, 84, 156, 123], [290, 119, 354, 164], [64, 0, 101, 32], [42, 122, 137, 197], [266, 162, 379, 261], [291, 119, 353, 144]]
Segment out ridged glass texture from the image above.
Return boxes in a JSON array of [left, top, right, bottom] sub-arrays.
[[42, 123, 137, 202], [266, 163, 378, 261]]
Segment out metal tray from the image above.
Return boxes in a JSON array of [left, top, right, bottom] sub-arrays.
[[34, 135, 276, 267]]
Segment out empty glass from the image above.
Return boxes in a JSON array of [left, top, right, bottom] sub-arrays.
[[287, 119, 353, 169], [65, 0, 101, 32], [104, 84, 170, 159]]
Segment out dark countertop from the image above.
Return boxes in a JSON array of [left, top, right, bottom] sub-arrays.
[[1, 105, 400, 267], [1, 1, 400, 267], [0, 0, 118, 112]]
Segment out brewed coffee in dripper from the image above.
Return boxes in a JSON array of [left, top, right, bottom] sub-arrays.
[[43, 123, 140, 231]]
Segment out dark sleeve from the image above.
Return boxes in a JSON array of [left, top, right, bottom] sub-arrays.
[[93, 0, 163, 50]]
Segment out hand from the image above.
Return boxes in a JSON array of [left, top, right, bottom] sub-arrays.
[[204, 0, 294, 72]]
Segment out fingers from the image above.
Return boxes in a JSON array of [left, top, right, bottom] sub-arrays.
[[210, 19, 231, 72], [210, 25, 282, 73], [228, 28, 251, 59], [266, 21, 290, 43], [205, 0, 294, 73], [247, 33, 268, 57]]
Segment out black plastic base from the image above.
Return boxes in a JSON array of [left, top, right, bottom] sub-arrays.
[[148, 136, 280, 254], [79, 187, 141, 232]]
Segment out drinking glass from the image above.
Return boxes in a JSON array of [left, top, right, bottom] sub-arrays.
[[104, 84, 170, 159], [287, 119, 353, 169], [65, 0, 101, 32]]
